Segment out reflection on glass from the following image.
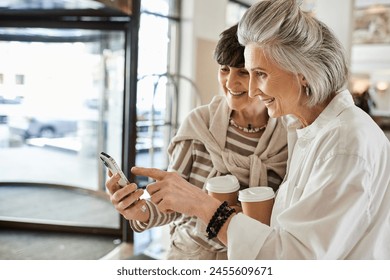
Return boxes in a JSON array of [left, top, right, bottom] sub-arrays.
[[135, 8, 172, 172], [0, 28, 125, 192], [0, 0, 103, 10], [131, 0, 179, 257]]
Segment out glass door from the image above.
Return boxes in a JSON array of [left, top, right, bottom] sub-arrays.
[[0, 27, 126, 231], [0, 29, 125, 188], [0, 0, 138, 237]]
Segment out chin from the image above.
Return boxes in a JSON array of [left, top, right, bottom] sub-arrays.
[[267, 109, 280, 118]]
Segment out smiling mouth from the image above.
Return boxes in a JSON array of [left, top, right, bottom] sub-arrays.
[[261, 98, 275, 106], [229, 90, 246, 97]]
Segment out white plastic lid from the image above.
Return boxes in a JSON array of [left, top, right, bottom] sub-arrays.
[[238, 186, 275, 202], [205, 175, 240, 193]]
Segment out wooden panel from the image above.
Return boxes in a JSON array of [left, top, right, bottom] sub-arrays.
[[95, 0, 133, 15]]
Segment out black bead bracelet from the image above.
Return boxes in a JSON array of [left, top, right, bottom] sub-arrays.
[[206, 201, 236, 240]]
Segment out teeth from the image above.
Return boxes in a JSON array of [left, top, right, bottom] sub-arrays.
[[229, 91, 245, 96]]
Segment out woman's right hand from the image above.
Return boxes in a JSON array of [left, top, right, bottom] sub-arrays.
[[105, 172, 150, 223]]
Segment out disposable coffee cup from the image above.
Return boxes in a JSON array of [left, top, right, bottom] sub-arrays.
[[205, 175, 240, 206], [239, 186, 275, 225]]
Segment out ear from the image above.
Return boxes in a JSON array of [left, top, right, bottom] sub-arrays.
[[298, 74, 308, 87]]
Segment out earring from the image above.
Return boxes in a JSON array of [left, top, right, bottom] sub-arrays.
[[305, 85, 311, 96]]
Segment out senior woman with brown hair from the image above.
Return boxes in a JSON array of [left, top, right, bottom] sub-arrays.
[[131, 0, 390, 259]]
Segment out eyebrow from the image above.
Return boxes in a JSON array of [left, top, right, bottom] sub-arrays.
[[249, 66, 266, 72]]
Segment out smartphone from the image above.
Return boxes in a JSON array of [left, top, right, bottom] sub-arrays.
[[99, 152, 130, 187]]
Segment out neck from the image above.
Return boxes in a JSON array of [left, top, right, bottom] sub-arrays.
[[231, 109, 269, 129], [295, 99, 332, 127], [230, 109, 269, 134]]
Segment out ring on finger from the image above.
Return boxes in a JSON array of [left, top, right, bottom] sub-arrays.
[[140, 204, 147, 213]]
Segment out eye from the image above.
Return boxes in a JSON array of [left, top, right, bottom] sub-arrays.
[[220, 66, 230, 73], [239, 69, 249, 76], [256, 71, 267, 78]]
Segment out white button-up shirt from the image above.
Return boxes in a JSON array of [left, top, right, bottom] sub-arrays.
[[227, 90, 390, 259]]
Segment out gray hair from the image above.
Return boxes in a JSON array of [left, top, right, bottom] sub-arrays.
[[237, 0, 348, 106]]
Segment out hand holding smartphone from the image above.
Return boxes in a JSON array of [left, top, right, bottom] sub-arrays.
[[100, 152, 149, 215], [99, 152, 130, 187]]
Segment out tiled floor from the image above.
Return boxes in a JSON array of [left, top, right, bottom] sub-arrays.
[[0, 184, 119, 227], [0, 229, 120, 260], [0, 184, 122, 260]]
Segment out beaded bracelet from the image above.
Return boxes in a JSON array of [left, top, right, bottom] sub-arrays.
[[206, 201, 236, 240]]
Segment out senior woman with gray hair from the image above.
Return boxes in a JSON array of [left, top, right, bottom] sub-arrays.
[[132, 0, 390, 259]]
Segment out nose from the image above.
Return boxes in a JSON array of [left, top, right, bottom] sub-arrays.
[[226, 72, 239, 90], [248, 88, 257, 98], [248, 77, 260, 98]]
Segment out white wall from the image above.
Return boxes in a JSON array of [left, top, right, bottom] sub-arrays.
[[315, 0, 355, 64], [178, 0, 228, 123]]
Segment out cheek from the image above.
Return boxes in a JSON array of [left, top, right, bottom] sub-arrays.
[[218, 78, 228, 92], [266, 78, 282, 91], [267, 98, 288, 118], [217, 73, 224, 85], [240, 78, 250, 91], [251, 77, 265, 92], [270, 77, 297, 100], [274, 91, 298, 116]]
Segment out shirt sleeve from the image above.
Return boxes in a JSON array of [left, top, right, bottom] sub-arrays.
[[129, 140, 194, 232], [129, 200, 180, 232], [227, 213, 273, 259], [167, 139, 194, 178], [228, 153, 372, 259]]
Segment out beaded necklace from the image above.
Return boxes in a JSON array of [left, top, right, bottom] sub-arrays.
[[229, 118, 267, 133]]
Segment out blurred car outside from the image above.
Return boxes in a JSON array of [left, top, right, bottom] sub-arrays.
[[0, 94, 23, 124], [9, 115, 78, 139], [5, 96, 166, 154], [7, 96, 97, 140]]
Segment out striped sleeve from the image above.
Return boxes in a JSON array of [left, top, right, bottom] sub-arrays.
[[129, 140, 194, 232], [129, 200, 180, 232], [168, 140, 193, 177]]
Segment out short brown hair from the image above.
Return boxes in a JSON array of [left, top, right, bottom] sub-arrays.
[[213, 24, 245, 68]]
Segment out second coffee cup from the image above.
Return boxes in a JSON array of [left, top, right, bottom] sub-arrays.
[[238, 186, 275, 225], [205, 175, 240, 206]]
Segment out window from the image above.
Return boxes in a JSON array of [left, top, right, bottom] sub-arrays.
[[131, 0, 180, 257], [226, 1, 250, 26], [15, 74, 25, 85], [135, 0, 180, 172], [0, 0, 181, 256], [0, 30, 125, 230], [0, 1, 134, 236]]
